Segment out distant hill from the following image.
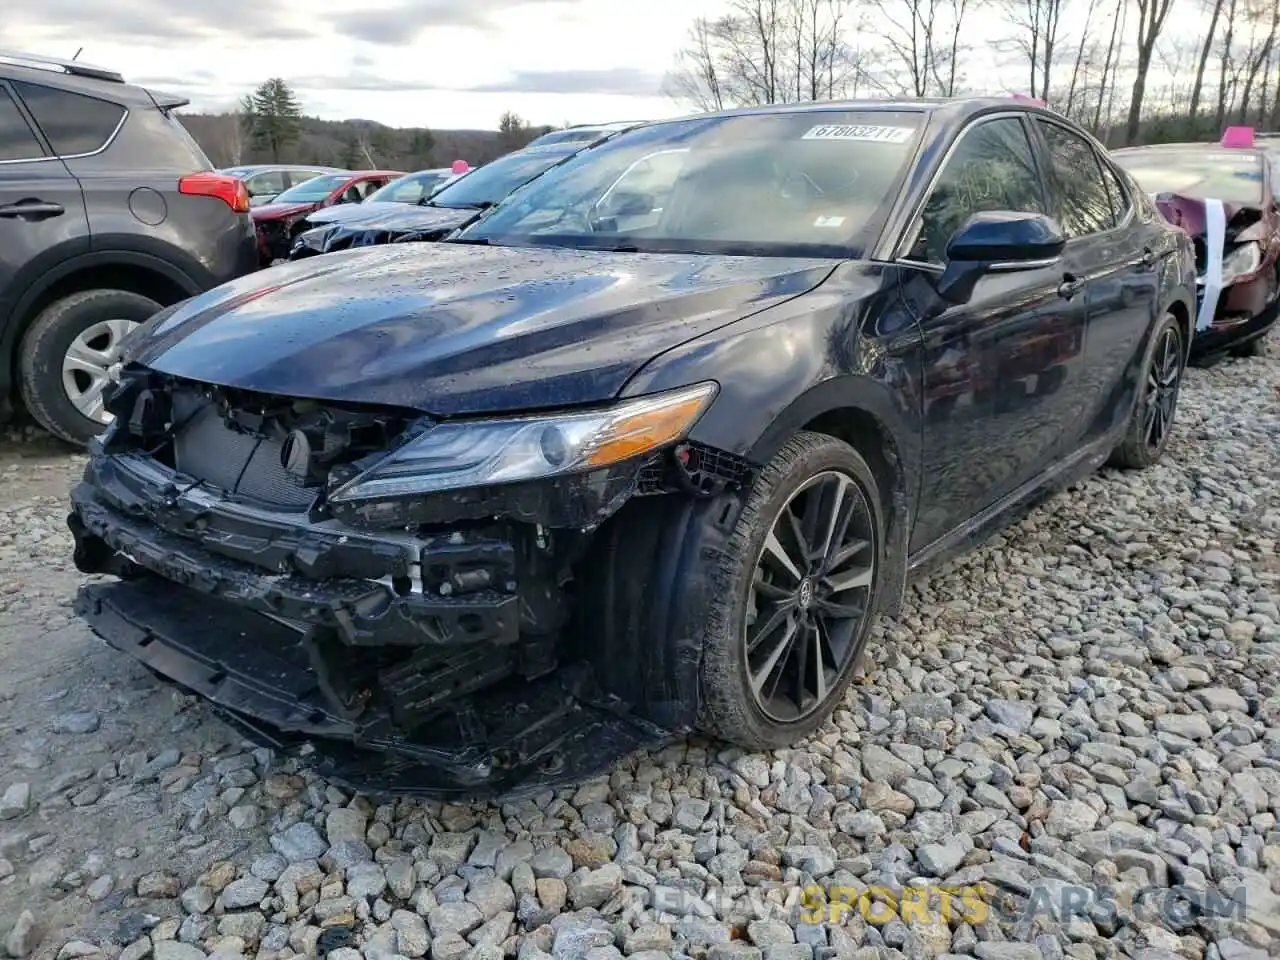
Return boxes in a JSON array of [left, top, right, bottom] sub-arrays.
[[180, 113, 551, 171]]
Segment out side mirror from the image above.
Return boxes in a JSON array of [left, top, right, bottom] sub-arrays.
[[936, 211, 1067, 304]]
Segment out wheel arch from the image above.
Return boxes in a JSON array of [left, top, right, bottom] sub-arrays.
[[1164, 294, 1194, 358], [2, 252, 199, 400]]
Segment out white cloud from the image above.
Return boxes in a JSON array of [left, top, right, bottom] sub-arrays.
[[4, 0, 728, 129], [3, 0, 1218, 132]]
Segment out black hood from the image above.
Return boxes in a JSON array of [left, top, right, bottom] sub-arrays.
[[127, 242, 838, 416]]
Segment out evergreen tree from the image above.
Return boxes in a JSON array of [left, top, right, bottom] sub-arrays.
[[243, 79, 303, 161]]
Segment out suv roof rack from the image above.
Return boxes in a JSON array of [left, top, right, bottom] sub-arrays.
[[0, 49, 124, 83]]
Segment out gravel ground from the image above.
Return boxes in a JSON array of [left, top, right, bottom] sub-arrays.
[[0, 349, 1277, 960]]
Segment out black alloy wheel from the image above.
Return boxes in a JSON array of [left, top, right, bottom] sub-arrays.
[[744, 468, 877, 723], [1109, 311, 1185, 470], [1144, 321, 1182, 456]]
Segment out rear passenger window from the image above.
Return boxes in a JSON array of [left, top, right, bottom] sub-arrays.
[[1036, 120, 1115, 237], [1098, 161, 1131, 224], [0, 87, 44, 162], [13, 81, 126, 156]]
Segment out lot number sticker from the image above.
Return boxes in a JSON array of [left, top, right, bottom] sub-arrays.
[[801, 124, 915, 143]]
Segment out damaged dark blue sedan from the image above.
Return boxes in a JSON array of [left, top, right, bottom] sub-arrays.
[[70, 99, 1196, 798]]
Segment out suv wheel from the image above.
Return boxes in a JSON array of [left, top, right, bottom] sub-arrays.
[[18, 290, 160, 446]]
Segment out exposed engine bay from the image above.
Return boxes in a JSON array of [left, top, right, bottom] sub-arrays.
[[1153, 194, 1279, 335], [70, 367, 750, 798]]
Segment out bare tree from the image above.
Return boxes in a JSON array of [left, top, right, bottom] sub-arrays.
[[870, 0, 973, 96], [664, 17, 726, 111], [1189, 0, 1226, 121], [1237, 0, 1279, 121], [1063, 0, 1101, 114], [1215, 0, 1241, 130], [211, 107, 246, 167], [1000, 0, 1067, 99], [1124, 0, 1178, 144], [664, 0, 861, 108], [1094, 0, 1127, 135]]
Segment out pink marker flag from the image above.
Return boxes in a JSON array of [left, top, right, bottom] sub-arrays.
[[1221, 126, 1254, 148]]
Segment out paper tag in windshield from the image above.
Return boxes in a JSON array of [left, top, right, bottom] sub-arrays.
[[814, 215, 846, 227], [802, 124, 915, 143]]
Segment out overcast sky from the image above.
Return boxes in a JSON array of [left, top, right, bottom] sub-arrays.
[[4, 0, 735, 129], [5, 0, 1202, 131]]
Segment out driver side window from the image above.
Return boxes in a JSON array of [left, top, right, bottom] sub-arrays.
[[908, 117, 1047, 263]]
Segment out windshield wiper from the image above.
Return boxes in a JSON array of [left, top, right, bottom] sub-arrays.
[[448, 236, 490, 246]]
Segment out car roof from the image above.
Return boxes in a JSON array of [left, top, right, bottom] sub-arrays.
[[0, 49, 183, 109]]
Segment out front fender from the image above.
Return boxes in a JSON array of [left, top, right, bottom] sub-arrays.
[[620, 271, 924, 617]]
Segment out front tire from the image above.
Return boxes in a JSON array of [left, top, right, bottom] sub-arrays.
[[1108, 311, 1184, 470], [698, 432, 886, 749], [18, 290, 159, 446]]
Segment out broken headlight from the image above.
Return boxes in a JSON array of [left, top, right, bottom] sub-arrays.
[[328, 381, 718, 503], [1221, 242, 1262, 284]]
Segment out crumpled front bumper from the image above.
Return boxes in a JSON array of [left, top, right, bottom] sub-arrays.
[[75, 579, 667, 798], [68, 451, 672, 799], [69, 453, 520, 648]]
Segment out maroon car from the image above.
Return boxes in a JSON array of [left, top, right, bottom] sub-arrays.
[[1113, 130, 1280, 358], [252, 170, 404, 264]]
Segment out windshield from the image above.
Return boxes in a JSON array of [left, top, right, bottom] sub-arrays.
[[457, 111, 923, 257], [428, 148, 575, 208], [273, 174, 350, 204], [367, 171, 453, 204], [1114, 150, 1265, 205]]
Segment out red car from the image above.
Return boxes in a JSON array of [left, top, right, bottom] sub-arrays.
[[1113, 129, 1280, 359], [252, 170, 404, 265]]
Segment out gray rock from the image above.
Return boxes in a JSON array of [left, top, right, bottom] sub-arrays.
[[270, 821, 328, 862], [747, 920, 796, 946], [181, 885, 215, 914], [347, 861, 387, 899], [428, 903, 483, 938], [466, 877, 516, 919], [392, 909, 430, 958], [530, 846, 573, 880], [5, 910, 39, 957], [153, 945, 207, 960], [918, 836, 970, 876], [249, 853, 287, 882], [673, 798, 711, 832], [0, 783, 31, 820], [973, 945, 1043, 960], [985, 699, 1035, 733], [325, 807, 368, 844], [1154, 714, 1213, 740], [220, 876, 268, 910], [1193, 687, 1247, 713], [52, 711, 101, 734], [1046, 799, 1099, 837], [566, 863, 622, 908]]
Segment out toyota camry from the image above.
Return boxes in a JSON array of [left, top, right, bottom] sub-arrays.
[[70, 98, 1196, 797]]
